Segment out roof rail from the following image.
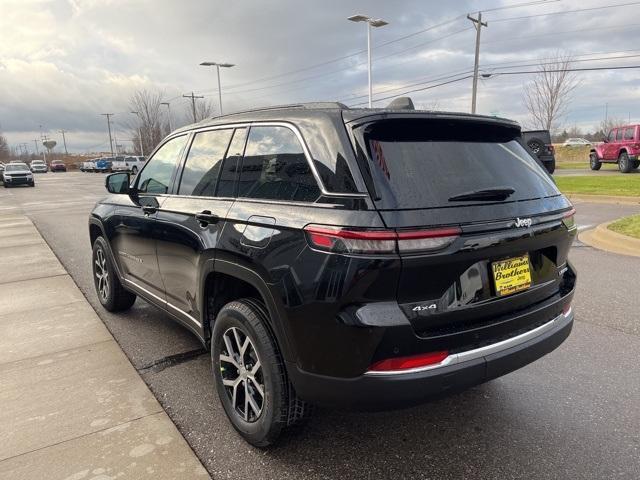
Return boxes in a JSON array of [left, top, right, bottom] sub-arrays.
[[208, 102, 349, 121]]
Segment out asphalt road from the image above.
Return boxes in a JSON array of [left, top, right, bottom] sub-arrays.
[[2, 172, 639, 480]]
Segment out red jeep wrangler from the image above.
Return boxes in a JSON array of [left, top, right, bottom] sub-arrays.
[[590, 124, 640, 173]]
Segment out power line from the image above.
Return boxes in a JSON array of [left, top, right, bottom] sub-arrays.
[[182, 92, 204, 123], [483, 22, 640, 44], [491, 1, 640, 23], [196, 0, 561, 94]]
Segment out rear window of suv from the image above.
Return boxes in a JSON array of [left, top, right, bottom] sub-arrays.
[[354, 118, 560, 210]]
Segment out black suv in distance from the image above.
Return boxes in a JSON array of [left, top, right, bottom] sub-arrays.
[[89, 101, 577, 447]]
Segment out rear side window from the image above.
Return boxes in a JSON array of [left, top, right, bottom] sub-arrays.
[[355, 119, 560, 210], [238, 126, 320, 202], [178, 129, 233, 197], [624, 127, 635, 140]]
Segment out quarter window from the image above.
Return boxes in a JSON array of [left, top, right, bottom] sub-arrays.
[[136, 135, 188, 194], [178, 129, 233, 196], [624, 127, 635, 140], [238, 126, 320, 202]]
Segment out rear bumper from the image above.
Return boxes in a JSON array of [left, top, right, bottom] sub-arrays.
[[289, 310, 573, 410]]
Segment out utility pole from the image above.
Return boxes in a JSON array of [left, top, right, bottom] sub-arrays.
[[58, 130, 68, 155], [101, 113, 115, 157], [467, 12, 487, 114], [183, 92, 204, 123]]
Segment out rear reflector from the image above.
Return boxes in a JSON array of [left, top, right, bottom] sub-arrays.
[[304, 225, 461, 254], [368, 351, 450, 372]]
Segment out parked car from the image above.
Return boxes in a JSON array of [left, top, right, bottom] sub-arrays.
[[111, 155, 146, 174], [562, 138, 591, 147], [30, 160, 48, 173], [80, 159, 97, 172], [89, 100, 576, 447], [522, 130, 556, 174], [3, 162, 35, 187], [590, 124, 640, 173], [95, 157, 113, 173], [0, 162, 4, 181], [50, 160, 67, 172]]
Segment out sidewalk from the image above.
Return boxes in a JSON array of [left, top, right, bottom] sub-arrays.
[[0, 213, 209, 479]]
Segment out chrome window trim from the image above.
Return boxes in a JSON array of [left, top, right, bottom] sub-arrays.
[[123, 278, 201, 327], [169, 121, 368, 199], [365, 308, 572, 376]]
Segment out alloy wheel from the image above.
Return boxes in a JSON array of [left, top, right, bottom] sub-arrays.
[[219, 327, 265, 422], [94, 247, 110, 301]]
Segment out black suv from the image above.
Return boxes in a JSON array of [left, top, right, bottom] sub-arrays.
[[89, 101, 576, 447]]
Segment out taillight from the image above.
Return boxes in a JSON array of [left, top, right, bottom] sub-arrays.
[[562, 207, 576, 229], [368, 350, 449, 372], [304, 225, 461, 254], [546, 144, 555, 154]]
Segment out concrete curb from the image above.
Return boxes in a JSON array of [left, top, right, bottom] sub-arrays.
[[566, 193, 640, 205], [579, 221, 640, 258]]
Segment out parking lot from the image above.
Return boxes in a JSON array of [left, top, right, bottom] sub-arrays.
[[1, 172, 639, 479]]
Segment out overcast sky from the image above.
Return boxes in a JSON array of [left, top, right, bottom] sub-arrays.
[[2, 0, 640, 153]]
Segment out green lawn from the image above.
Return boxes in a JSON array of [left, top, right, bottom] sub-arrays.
[[608, 215, 640, 239], [555, 162, 618, 170], [554, 175, 640, 197]]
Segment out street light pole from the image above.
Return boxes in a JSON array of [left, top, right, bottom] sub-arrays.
[[160, 102, 172, 132], [348, 14, 388, 108], [131, 111, 145, 156], [199, 61, 235, 115]]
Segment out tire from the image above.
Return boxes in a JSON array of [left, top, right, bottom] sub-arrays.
[[618, 151, 633, 173], [589, 152, 602, 171], [92, 236, 136, 312], [544, 158, 556, 174], [527, 138, 544, 156], [632, 160, 640, 170], [131, 166, 138, 175], [211, 299, 312, 447]]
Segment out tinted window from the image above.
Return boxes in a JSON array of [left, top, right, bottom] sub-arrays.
[[137, 135, 187, 194], [624, 127, 635, 140], [238, 126, 320, 202], [216, 128, 247, 198], [616, 129, 624, 141], [356, 119, 559, 210], [178, 129, 233, 196], [608, 130, 616, 142]]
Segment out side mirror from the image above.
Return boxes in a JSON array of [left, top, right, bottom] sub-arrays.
[[105, 172, 130, 194], [602, 137, 608, 143]]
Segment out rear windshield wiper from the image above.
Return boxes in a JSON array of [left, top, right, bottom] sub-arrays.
[[448, 187, 515, 202]]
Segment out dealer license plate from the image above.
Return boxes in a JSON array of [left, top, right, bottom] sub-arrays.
[[491, 254, 532, 297]]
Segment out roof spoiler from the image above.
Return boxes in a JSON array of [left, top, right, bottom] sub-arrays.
[[387, 97, 415, 110]]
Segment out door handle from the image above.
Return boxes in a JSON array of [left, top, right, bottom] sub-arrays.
[[142, 205, 157, 215], [195, 210, 219, 226]]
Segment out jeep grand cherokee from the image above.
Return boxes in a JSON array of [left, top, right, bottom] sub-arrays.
[[89, 100, 576, 447]]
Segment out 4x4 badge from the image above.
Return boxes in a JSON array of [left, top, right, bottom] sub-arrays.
[[514, 217, 532, 228]]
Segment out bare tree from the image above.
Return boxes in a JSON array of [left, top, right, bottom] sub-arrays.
[[128, 89, 166, 156], [523, 53, 579, 132], [597, 117, 626, 139], [0, 131, 9, 161], [195, 99, 216, 122]]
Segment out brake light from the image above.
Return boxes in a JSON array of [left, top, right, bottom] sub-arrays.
[[368, 351, 449, 372], [304, 225, 461, 254], [562, 207, 576, 229], [546, 144, 555, 154]]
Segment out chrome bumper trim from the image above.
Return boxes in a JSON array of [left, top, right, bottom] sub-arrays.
[[365, 308, 572, 376]]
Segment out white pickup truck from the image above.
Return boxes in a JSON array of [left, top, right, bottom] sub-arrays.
[[111, 155, 146, 175]]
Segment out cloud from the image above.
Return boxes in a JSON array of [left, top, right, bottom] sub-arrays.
[[1, 0, 640, 152]]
